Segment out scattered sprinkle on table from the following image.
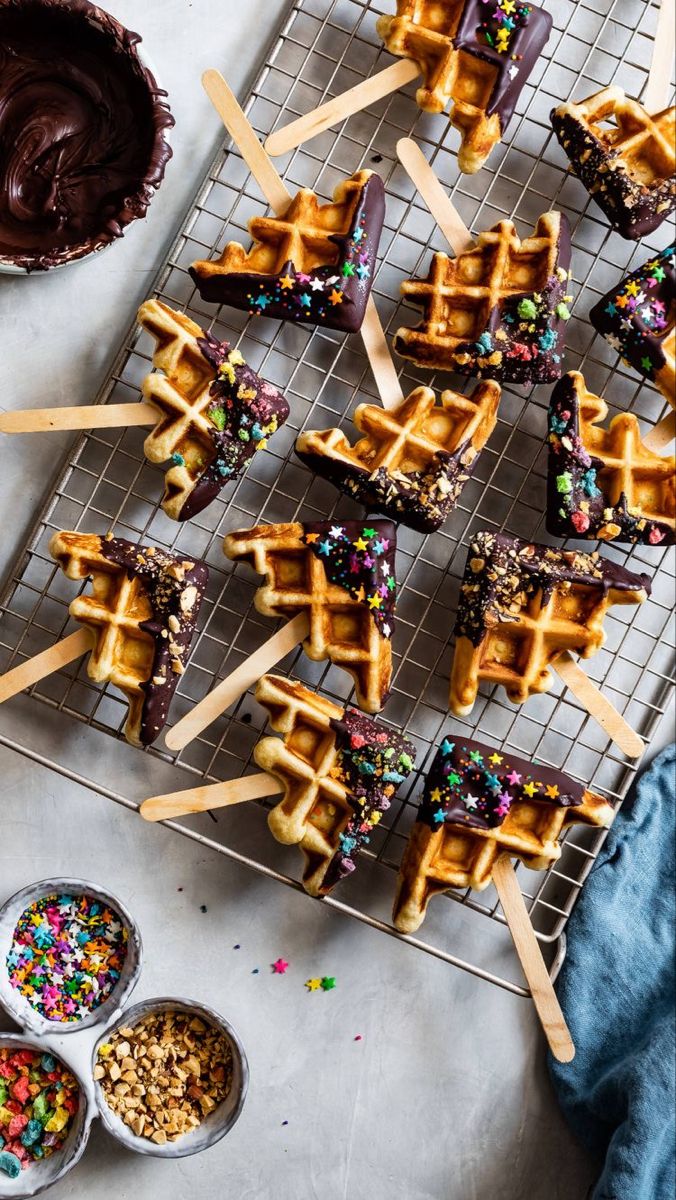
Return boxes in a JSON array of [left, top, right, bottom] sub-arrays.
[[0, 1048, 79, 1173], [96, 1010, 232, 1145], [7, 893, 128, 1023], [305, 978, 322, 992], [320, 977, 336, 991], [271, 958, 289, 974]]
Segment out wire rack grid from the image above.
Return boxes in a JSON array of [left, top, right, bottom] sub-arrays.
[[0, 0, 674, 996]]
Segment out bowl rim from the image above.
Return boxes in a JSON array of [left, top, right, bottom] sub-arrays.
[[91, 995, 249, 1158], [0, 877, 143, 1037], [0, 1031, 94, 1199], [0, 0, 173, 275]]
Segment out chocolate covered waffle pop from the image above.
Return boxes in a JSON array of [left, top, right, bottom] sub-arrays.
[[190, 170, 385, 333], [50, 531, 207, 746], [224, 520, 397, 713], [377, 0, 553, 173], [296, 381, 500, 533], [392, 736, 615, 933], [394, 212, 572, 382], [138, 300, 289, 521], [449, 530, 651, 715], [589, 243, 675, 405], [254, 674, 415, 895], [551, 87, 676, 241], [547, 372, 675, 545]]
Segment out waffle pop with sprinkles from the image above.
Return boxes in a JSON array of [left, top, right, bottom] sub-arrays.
[[392, 737, 615, 933], [255, 674, 415, 895], [378, 0, 553, 173], [224, 520, 397, 712], [589, 244, 675, 406], [138, 300, 289, 521], [547, 372, 675, 546], [394, 212, 572, 382], [190, 170, 384, 333]]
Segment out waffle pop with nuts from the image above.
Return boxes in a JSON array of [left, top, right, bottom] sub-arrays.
[[551, 87, 676, 241], [590, 244, 675, 406], [392, 736, 615, 933], [138, 300, 289, 521], [224, 520, 397, 713], [254, 674, 415, 895], [547, 372, 675, 545], [377, 0, 553, 173], [49, 532, 208, 746], [190, 170, 385, 333], [296, 381, 500, 533], [394, 212, 572, 382], [449, 531, 651, 715]]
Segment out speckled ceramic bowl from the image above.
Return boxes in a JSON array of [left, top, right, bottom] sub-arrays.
[[0, 878, 143, 1037], [92, 997, 249, 1158], [0, 1034, 92, 1200]]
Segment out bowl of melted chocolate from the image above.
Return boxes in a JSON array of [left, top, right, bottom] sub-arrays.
[[0, 0, 174, 272]]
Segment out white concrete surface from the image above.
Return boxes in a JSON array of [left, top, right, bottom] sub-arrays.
[[0, 2, 659, 1197]]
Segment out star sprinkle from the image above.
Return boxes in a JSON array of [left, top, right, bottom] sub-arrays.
[[303, 521, 397, 638], [272, 958, 289, 974], [305, 978, 322, 991], [320, 976, 336, 991]]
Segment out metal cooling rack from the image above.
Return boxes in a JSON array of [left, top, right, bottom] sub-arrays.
[[0, 0, 674, 996]]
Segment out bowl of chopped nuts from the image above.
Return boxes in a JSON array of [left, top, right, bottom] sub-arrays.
[[92, 997, 248, 1157]]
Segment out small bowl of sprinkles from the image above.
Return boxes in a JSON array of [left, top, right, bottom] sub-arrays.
[[0, 880, 142, 1036], [93, 998, 248, 1158], [0, 1036, 90, 1198]]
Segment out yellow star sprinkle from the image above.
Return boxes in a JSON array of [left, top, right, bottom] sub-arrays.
[[430, 788, 442, 803], [523, 781, 538, 797], [488, 753, 503, 766], [368, 593, 382, 610], [545, 784, 560, 799], [305, 978, 322, 992], [279, 274, 294, 290], [353, 537, 368, 552]]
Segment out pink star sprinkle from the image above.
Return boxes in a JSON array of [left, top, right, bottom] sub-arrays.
[[272, 958, 289, 974]]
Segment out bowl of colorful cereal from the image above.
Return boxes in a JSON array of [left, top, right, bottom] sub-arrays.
[[93, 998, 248, 1157], [0, 1036, 89, 1198], [0, 880, 142, 1036]]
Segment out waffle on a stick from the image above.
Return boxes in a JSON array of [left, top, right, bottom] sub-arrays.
[[138, 300, 289, 521], [296, 382, 500, 533], [254, 674, 415, 894], [394, 212, 572, 382], [551, 87, 676, 240], [224, 520, 397, 712], [190, 170, 384, 333], [547, 372, 675, 545], [49, 532, 208, 746], [393, 736, 614, 933], [377, 0, 552, 173], [449, 530, 651, 715], [589, 243, 675, 407]]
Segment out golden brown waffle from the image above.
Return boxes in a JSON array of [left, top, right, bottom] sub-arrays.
[[296, 382, 500, 533], [224, 520, 397, 713], [254, 674, 415, 895], [547, 372, 675, 545], [449, 531, 651, 715], [394, 212, 572, 383], [551, 86, 676, 240], [49, 531, 207, 747], [392, 736, 615, 933], [377, 0, 553, 173], [138, 299, 288, 521], [189, 170, 385, 333]]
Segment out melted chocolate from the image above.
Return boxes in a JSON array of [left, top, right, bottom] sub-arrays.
[[301, 520, 397, 638], [455, 0, 553, 131], [455, 530, 652, 648], [418, 736, 584, 833], [589, 244, 675, 384], [0, 0, 173, 270]]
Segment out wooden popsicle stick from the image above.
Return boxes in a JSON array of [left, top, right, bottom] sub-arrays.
[[165, 611, 310, 753], [555, 651, 644, 759], [643, 0, 676, 113], [360, 300, 405, 410], [0, 402, 158, 435], [397, 138, 474, 256], [493, 857, 575, 1063], [141, 770, 282, 822], [644, 409, 676, 453], [0, 628, 92, 704], [265, 59, 420, 157]]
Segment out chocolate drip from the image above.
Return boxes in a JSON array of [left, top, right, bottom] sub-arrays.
[[0, 0, 173, 270], [589, 244, 675, 382], [455, 0, 553, 130]]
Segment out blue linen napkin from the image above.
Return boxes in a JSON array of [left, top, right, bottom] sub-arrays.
[[549, 744, 676, 1200]]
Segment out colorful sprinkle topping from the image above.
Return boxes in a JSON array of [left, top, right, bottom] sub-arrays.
[[0, 1048, 79, 1172], [7, 893, 129, 1024], [589, 244, 675, 382], [302, 521, 397, 638], [477, 1, 535, 57]]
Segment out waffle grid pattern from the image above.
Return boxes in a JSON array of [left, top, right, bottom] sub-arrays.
[[0, 0, 673, 995]]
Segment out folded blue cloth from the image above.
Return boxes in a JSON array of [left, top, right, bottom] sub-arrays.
[[549, 744, 675, 1200]]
